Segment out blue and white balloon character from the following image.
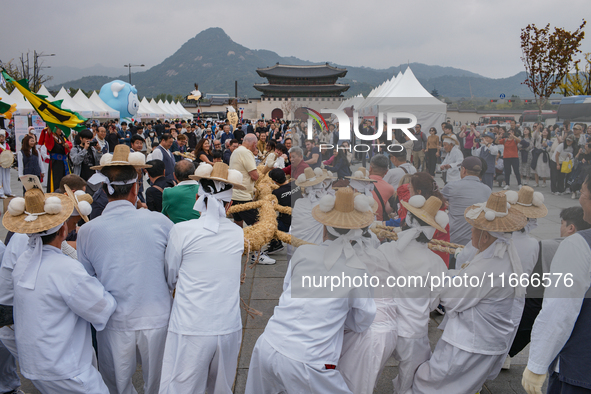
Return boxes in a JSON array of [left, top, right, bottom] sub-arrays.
[[99, 80, 140, 119]]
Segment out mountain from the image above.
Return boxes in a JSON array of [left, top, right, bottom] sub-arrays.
[[51, 27, 528, 99], [47, 64, 124, 86]]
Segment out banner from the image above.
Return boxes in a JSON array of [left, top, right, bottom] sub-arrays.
[[14, 115, 29, 151], [31, 115, 46, 138]]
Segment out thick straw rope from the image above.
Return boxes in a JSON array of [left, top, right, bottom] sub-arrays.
[[371, 225, 462, 254]]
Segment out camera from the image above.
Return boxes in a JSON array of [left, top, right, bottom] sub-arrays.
[[89, 140, 99, 148]]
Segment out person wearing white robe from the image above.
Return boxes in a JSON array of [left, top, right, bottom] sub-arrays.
[[159, 164, 244, 394], [245, 188, 377, 394], [411, 193, 528, 393], [439, 136, 463, 183], [0, 240, 20, 394], [378, 203, 449, 394], [77, 150, 174, 394]]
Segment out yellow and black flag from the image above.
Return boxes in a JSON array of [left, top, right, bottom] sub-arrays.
[[1, 70, 86, 136]]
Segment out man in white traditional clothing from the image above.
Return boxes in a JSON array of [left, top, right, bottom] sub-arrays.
[[0, 178, 117, 393], [77, 145, 174, 394], [159, 162, 244, 394], [376, 196, 449, 394], [439, 134, 463, 184], [411, 192, 528, 393], [288, 166, 329, 259], [522, 175, 591, 394], [245, 187, 377, 394]]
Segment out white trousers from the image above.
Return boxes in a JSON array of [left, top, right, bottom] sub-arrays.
[[411, 340, 505, 394], [393, 335, 431, 394], [159, 329, 241, 394], [0, 167, 11, 196], [245, 335, 353, 394], [0, 326, 17, 358], [97, 326, 167, 394], [32, 365, 109, 394], [338, 300, 398, 394], [0, 339, 19, 392]]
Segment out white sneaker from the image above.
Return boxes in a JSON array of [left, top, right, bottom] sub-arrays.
[[251, 252, 276, 265], [503, 185, 510, 190], [518, 184, 522, 190], [501, 355, 511, 370], [572, 192, 577, 199]]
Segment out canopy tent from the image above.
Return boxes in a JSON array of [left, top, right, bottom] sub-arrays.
[[141, 98, 166, 119], [37, 85, 55, 100], [54, 87, 93, 119], [337, 93, 364, 111], [136, 98, 161, 119], [154, 99, 175, 118], [360, 67, 446, 134], [149, 99, 170, 119], [8, 87, 35, 115], [173, 101, 193, 120], [72, 90, 112, 119], [88, 92, 120, 119], [358, 72, 402, 112], [163, 100, 183, 118]]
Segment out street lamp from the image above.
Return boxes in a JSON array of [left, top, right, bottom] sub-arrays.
[[124, 63, 144, 84], [32, 51, 55, 92]]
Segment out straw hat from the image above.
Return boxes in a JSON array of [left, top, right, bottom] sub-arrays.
[[346, 166, 377, 183], [323, 168, 337, 180], [189, 162, 246, 190], [90, 144, 151, 170], [354, 192, 378, 213], [464, 192, 527, 233], [64, 184, 94, 223], [312, 187, 375, 229], [3, 188, 74, 234], [401, 195, 448, 233], [295, 167, 326, 188], [503, 186, 548, 219]]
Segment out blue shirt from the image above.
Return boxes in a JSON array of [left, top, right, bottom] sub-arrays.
[[77, 200, 174, 331]]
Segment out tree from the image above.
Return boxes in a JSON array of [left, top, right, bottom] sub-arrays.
[[280, 98, 300, 120], [430, 88, 440, 98], [560, 52, 591, 95], [1, 51, 54, 93], [520, 20, 586, 115]]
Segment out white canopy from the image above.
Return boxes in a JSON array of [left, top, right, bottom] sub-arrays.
[[360, 67, 446, 133], [8, 88, 35, 115], [73, 90, 113, 119], [54, 87, 93, 119], [136, 97, 161, 119], [154, 99, 175, 118], [88, 92, 120, 119], [163, 100, 182, 118], [37, 85, 55, 100], [173, 101, 193, 120]]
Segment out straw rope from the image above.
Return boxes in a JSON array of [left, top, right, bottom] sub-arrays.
[[370, 225, 462, 255]]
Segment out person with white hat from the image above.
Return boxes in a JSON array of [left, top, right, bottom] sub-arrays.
[[411, 192, 528, 393], [377, 195, 449, 394], [245, 187, 377, 394], [0, 178, 116, 393], [77, 145, 174, 394], [522, 175, 591, 394], [0, 129, 14, 198], [159, 162, 245, 393], [439, 134, 463, 183]]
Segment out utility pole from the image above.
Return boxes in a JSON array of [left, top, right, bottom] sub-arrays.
[[124, 63, 145, 84]]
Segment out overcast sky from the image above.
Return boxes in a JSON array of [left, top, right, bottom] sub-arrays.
[[3, 0, 589, 79]]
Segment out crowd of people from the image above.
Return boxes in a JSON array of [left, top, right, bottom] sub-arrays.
[[0, 114, 589, 394]]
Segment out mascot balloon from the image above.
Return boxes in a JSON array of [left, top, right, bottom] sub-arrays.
[[99, 80, 139, 119]]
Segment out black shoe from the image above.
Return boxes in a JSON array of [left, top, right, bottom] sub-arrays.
[[265, 243, 285, 255], [435, 304, 445, 315]]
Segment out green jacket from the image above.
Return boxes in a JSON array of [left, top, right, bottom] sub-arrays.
[[162, 182, 201, 224]]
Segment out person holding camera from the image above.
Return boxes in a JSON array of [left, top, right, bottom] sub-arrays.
[[70, 128, 103, 182]]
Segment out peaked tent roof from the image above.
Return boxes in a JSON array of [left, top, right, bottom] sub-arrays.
[[88, 92, 120, 118], [37, 85, 55, 100], [54, 87, 93, 119]]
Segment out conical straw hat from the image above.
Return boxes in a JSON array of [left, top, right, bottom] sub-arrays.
[[401, 196, 447, 233], [3, 188, 74, 234], [464, 192, 527, 233], [295, 167, 326, 187], [64, 184, 93, 223], [312, 187, 375, 229], [503, 186, 548, 219], [91, 144, 151, 170], [346, 166, 377, 183], [189, 162, 246, 190]]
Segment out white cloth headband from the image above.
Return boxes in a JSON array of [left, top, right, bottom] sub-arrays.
[[396, 215, 437, 251], [323, 227, 367, 271], [465, 202, 509, 221], [193, 181, 233, 234], [349, 179, 375, 197], [88, 173, 137, 195], [17, 223, 64, 290], [304, 182, 327, 203]]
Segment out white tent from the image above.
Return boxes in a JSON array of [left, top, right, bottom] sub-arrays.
[[54, 88, 93, 119], [173, 101, 193, 120], [73, 90, 113, 119], [361, 67, 446, 133], [37, 85, 55, 100], [155, 99, 175, 118], [150, 99, 169, 119], [8, 88, 35, 115], [358, 72, 402, 113], [88, 92, 120, 119], [163, 100, 182, 118], [141, 98, 166, 119], [136, 98, 160, 119]]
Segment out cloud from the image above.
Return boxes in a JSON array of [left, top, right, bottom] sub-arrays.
[[3, 0, 589, 79]]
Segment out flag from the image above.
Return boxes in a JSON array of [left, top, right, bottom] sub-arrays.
[[0, 98, 17, 119], [1, 70, 86, 137]]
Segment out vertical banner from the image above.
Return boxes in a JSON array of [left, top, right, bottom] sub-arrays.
[[31, 115, 46, 139], [14, 115, 29, 152]]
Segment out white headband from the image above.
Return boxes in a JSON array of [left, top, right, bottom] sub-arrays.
[[193, 181, 233, 234], [17, 223, 64, 290], [348, 179, 375, 197], [88, 173, 137, 195], [323, 227, 367, 271]]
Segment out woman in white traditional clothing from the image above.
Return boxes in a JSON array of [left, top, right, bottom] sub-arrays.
[[159, 162, 245, 394], [0, 177, 116, 394], [378, 195, 449, 394], [411, 192, 528, 394]]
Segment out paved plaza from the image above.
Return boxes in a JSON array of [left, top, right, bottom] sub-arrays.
[[4, 168, 578, 393]]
